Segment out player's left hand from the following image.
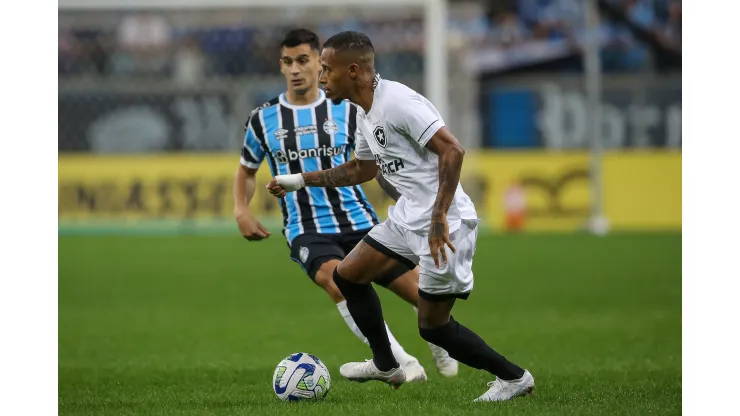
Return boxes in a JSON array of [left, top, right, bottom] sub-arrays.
[[428, 215, 456, 268]]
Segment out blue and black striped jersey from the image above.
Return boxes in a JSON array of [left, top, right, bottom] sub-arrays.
[[240, 90, 379, 245]]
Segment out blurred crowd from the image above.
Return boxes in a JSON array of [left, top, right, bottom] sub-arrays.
[[58, 0, 681, 83]]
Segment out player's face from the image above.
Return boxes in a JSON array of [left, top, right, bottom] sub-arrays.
[[280, 44, 321, 96], [319, 48, 351, 105]]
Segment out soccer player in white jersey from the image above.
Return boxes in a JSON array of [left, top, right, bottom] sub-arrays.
[[267, 31, 534, 402], [234, 29, 457, 382]]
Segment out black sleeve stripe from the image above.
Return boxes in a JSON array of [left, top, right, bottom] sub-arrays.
[[418, 119, 440, 143], [243, 141, 260, 161], [241, 146, 259, 164], [244, 96, 280, 145], [249, 113, 268, 152]]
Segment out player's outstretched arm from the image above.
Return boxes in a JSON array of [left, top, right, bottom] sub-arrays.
[[426, 127, 465, 266], [266, 159, 378, 198], [306, 158, 378, 188]]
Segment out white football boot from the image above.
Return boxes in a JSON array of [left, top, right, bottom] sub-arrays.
[[401, 359, 428, 382], [339, 359, 407, 389], [473, 370, 535, 402], [427, 343, 458, 377]]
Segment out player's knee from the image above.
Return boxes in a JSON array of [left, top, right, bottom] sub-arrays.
[[335, 261, 352, 281], [417, 298, 454, 329], [419, 319, 454, 345], [314, 268, 344, 302], [335, 262, 365, 285], [418, 313, 450, 330], [313, 268, 333, 289]]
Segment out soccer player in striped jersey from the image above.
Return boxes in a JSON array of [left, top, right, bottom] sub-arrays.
[[233, 29, 457, 381]]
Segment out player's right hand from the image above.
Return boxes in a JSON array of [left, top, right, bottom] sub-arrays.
[[428, 215, 456, 268], [235, 209, 271, 241]]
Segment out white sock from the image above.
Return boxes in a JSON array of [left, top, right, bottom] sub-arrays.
[[336, 300, 417, 366]]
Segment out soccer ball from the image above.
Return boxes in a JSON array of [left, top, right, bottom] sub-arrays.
[[272, 352, 331, 401]]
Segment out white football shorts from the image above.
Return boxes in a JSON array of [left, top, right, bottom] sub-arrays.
[[364, 216, 479, 300]]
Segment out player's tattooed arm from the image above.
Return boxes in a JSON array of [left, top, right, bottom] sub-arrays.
[[266, 160, 376, 197], [303, 159, 378, 188], [425, 127, 465, 267], [426, 127, 465, 221]]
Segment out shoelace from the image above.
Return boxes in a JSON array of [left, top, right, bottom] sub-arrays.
[[486, 379, 504, 389]]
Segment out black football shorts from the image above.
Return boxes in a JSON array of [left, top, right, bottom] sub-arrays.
[[288, 229, 410, 287]]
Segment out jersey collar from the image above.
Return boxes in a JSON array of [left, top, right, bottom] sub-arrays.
[[279, 89, 326, 110], [365, 73, 382, 117]]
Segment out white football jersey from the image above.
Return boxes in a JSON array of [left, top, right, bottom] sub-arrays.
[[354, 75, 478, 234]]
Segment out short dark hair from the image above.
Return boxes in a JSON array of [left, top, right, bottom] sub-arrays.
[[322, 31, 374, 54], [281, 29, 320, 51]]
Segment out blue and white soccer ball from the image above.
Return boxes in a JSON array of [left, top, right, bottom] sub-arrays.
[[272, 352, 331, 401]]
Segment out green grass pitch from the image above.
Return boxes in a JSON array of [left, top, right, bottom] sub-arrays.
[[59, 232, 681, 415]]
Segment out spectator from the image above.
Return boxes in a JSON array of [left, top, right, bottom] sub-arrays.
[[657, 1, 681, 51], [172, 36, 206, 86], [58, 28, 77, 76], [112, 12, 172, 76], [489, 10, 530, 48], [70, 28, 111, 77]]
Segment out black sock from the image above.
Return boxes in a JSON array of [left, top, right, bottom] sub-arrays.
[[333, 268, 398, 371], [419, 317, 525, 380]]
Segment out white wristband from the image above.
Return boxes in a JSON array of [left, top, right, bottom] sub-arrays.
[[274, 173, 306, 192]]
